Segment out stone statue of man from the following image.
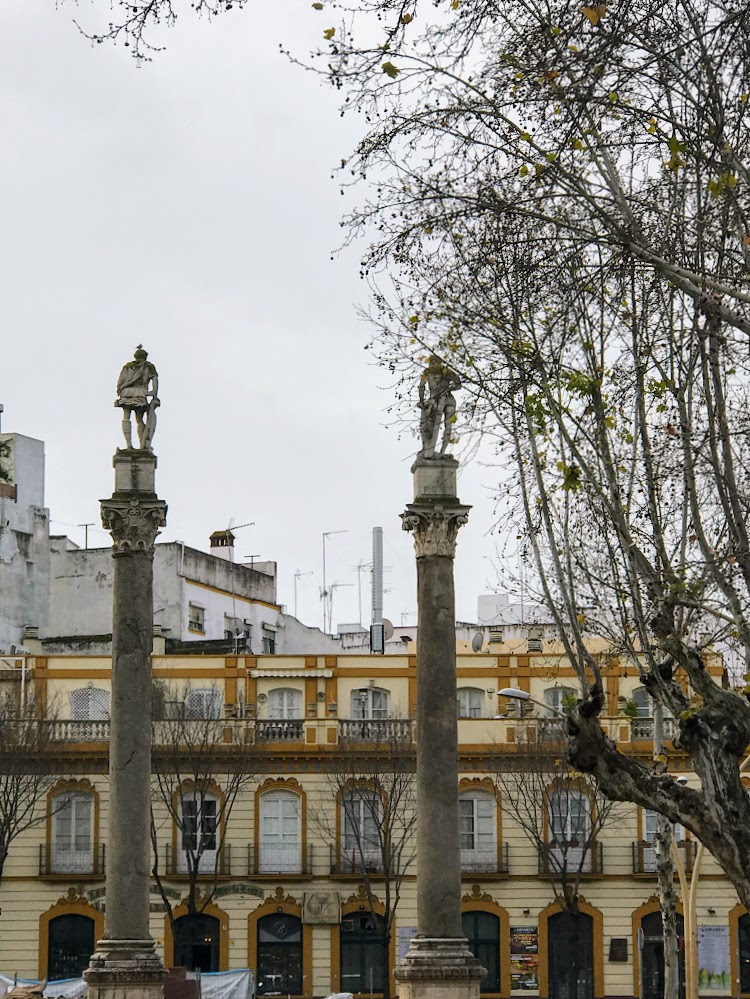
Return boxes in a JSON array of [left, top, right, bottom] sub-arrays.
[[115, 346, 159, 450], [418, 354, 461, 459]]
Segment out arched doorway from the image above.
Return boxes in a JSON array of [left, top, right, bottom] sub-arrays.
[[256, 913, 303, 995], [640, 910, 685, 999], [548, 911, 594, 999], [340, 911, 387, 995], [462, 910, 501, 993], [173, 913, 220, 971], [48, 913, 95, 979], [738, 912, 750, 994]]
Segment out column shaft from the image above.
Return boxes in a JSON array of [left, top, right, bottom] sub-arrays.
[[105, 549, 154, 941], [415, 553, 462, 938]]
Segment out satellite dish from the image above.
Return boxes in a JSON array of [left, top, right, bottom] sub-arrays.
[[471, 632, 484, 653], [382, 618, 395, 641]]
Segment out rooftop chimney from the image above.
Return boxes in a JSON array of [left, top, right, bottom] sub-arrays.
[[209, 529, 235, 561]]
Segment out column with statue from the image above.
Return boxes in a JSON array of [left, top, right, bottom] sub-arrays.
[[85, 347, 167, 999], [395, 357, 485, 999]]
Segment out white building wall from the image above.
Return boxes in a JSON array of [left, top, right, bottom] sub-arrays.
[[0, 433, 50, 650]]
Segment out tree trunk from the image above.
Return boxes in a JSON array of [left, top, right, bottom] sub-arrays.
[[567, 692, 750, 910], [382, 932, 391, 999], [654, 705, 680, 999]]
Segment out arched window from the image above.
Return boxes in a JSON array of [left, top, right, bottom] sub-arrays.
[[179, 790, 218, 874], [457, 687, 484, 719], [51, 791, 94, 874], [459, 790, 496, 873], [341, 789, 382, 872], [259, 790, 302, 874], [69, 687, 109, 721], [351, 687, 389, 720], [174, 912, 220, 972], [544, 687, 576, 715], [185, 687, 222, 719], [48, 913, 96, 979], [268, 688, 303, 719], [257, 913, 303, 995], [462, 911, 500, 993], [340, 911, 387, 995]]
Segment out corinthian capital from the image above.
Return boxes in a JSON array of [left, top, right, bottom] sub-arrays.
[[101, 497, 168, 553], [401, 502, 470, 558]]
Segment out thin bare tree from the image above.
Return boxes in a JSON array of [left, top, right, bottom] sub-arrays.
[[314, 723, 416, 999], [492, 731, 622, 913], [150, 682, 256, 951], [0, 690, 69, 884]]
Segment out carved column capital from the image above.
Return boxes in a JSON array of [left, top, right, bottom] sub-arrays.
[[401, 502, 470, 558], [100, 497, 168, 554]]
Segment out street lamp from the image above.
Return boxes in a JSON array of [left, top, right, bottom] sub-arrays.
[[497, 687, 566, 719]]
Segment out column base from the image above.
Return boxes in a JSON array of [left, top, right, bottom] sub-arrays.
[[84, 939, 165, 999], [395, 936, 486, 999]]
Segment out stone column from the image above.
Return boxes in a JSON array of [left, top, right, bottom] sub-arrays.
[[395, 456, 485, 999], [85, 449, 167, 999]]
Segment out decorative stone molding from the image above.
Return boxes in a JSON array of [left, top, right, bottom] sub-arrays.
[[401, 503, 471, 558], [101, 497, 168, 553], [461, 884, 494, 904]]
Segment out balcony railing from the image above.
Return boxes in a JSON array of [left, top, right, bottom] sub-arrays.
[[39, 842, 105, 877], [331, 844, 387, 875], [248, 842, 314, 876], [44, 719, 110, 742], [461, 842, 509, 874], [632, 839, 696, 874], [338, 719, 415, 743], [630, 717, 677, 741], [255, 719, 305, 742], [538, 841, 604, 875], [536, 718, 567, 742], [162, 841, 233, 877]]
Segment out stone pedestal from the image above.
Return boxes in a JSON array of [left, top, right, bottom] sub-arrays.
[[86, 940, 165, 999], [395, 938, 485, 999], [398, 458, 484, 999], [85, 449, 167, 999]]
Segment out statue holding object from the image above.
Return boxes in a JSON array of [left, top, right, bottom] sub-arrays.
[[115, 345, 160, 450], [418, 355, 461, 459]]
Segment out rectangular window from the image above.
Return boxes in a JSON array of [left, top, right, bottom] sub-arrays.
[[52, 794, 93, 872], [181, 796, 218, 872], [184, 687, 222, 719], [188, 604, 205, 633], [342, 792, 381, 866], [460, 794, 496, 871], [262, 625, 276, 654]]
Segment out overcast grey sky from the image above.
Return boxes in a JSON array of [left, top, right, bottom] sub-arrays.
[[1, 0, 509, 630]]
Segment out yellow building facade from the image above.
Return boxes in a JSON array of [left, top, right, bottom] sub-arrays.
[[0, 644, 743, 999]]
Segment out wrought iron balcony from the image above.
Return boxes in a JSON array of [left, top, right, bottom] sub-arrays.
[[161, 841, 233, 877], [248, 842, 314, 876], [632, 839, 696, 874], [39, 842, 105, 877], [538, 841, 604, 875], [461, 842, 509, 874], [330, 844, 386, 875]]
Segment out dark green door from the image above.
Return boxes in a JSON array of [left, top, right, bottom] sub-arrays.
[[548, 911, 594, 999]]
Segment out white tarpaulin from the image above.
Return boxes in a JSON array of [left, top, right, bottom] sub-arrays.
[[1, 970, 253, 999]]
